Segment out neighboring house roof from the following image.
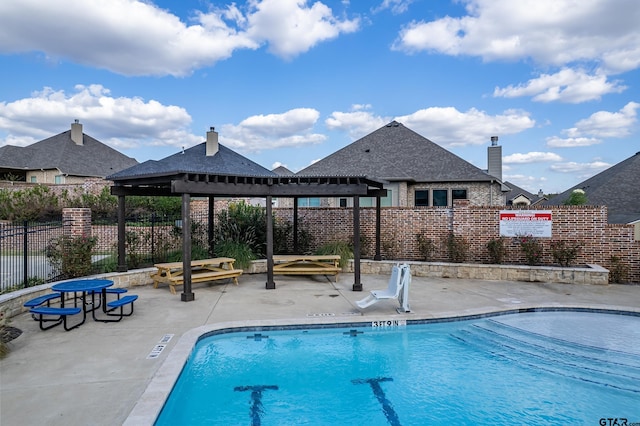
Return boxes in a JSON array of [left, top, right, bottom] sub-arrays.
[[298, 121, 495, 182], [108, 142, 276, 180], [272, 165, 294, 176], [0, 129, 138, 178], [543, 151, 640, 224], [503, 181, 546, 205]]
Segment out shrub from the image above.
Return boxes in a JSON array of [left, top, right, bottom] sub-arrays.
[[213, 240, 256, 269], [550, 240, 581, 267], [444, 232, 469, 263], [608, 256, 629, 283], [215, 201, 265, 256], [46, 234, 97, 279], [416, 234, 435, 261], [315, 241, 353, 267], [486, 237, 507, 264], [515, 234, 543, 265]]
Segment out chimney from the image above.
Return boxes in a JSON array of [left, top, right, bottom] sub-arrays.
[[487, 136, 502, 181], [206, 127, 218, 156], [71, 119, 83, 145]]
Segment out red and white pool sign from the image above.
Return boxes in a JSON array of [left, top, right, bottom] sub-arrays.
[[499, 210, 552, 237]]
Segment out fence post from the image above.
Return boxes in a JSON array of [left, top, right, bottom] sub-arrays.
[[22, 220, 28, 288]]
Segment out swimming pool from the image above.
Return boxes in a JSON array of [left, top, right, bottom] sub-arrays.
[[155, 310, 640, 425]]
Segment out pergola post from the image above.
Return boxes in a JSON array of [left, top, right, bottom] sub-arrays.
[[117, 195, 127, 272], [266, 195, 275, 289], [181, 193, 194, 301], [293, 197, 299, 253], [374, 195, 382, 260], [208, 196, 215, 256], [352, 195, 362, 291]]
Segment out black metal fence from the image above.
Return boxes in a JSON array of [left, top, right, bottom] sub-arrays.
[[0, 217, 64, 292], [0, 212, 211, 294]]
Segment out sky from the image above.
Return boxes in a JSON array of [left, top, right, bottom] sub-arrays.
[[1, 0, 638, 194]]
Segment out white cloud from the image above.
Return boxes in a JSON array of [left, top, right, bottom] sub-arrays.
[[494, 68, 626, 103], [547, 102, 639, 147], [0, 84, 199, 150], [392, 0, 640, 73], [372, 0, 414, 14], [220, 108, 326, 151], [395, 107, 535, 146], [245, 0, 359, 59], [550, 161, 611, 174], [325, 105, 389, 139], [0, 0, 359, 76], [503, 152, 563, 164]]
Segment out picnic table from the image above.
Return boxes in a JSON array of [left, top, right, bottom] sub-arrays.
[[151, 257, 242, 294], [273, 255, 341, 282]]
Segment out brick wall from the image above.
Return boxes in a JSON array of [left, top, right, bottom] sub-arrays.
[[269, 202, 639, 283], [72, 200, 639, 283]]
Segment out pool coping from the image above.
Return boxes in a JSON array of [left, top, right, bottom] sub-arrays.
[[123, 305, 640, 426]]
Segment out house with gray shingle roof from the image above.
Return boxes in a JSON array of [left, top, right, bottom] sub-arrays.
[[543, 151, 640, 224], [503, 181, 547, 206], [0, 121, 138, 183], [298, 121, 507, 207]]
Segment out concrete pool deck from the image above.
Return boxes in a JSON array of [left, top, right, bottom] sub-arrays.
[[1, 273, 639, 425]]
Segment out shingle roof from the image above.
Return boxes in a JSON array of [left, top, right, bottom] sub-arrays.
[[272, 165, 294, 176], [0, 130, 138, 177], [298, 121, 493, 182], [108, 142, 276, 180], [543, 151, 640, 224]]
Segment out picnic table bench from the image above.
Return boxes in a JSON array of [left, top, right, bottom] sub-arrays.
[[273, 255, 342, 282], [151, 257, 243, 294]]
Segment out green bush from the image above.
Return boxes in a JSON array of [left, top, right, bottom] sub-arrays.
[[215, 201, 265, 256], [46, 234, 97, 279], [550, 240, 581, 267], [444, 232, 469, 263], [515, 235, 543, 265], [416, 234, 436, 261], [315, 241, 353, 267], [486, 237, 507, 264], [608, 256, 629, 283], [213, 241, 256, 269]]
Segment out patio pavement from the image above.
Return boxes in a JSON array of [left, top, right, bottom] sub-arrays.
[[1, 272, 639, 426]]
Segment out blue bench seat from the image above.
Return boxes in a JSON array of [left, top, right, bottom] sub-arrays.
[[29, 306, 83, 331], [101, 295, 138, 322], [24, 293, 60, 308]]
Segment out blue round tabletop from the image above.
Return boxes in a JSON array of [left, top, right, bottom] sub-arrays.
[[52, 279, 113, 292]]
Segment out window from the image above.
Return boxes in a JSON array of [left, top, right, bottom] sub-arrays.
[[297, 198, 320, 207], [415, 190, 429, 207], [380, 189, 393, 207], [30, 176, 37, 183], [54, 175, 63, 184], [433, 189, 448, 206], [452, 189, 467, 200], [339, 198, 347, 208]]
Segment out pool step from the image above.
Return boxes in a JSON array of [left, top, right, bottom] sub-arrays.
[[450, 320, 640, 394]]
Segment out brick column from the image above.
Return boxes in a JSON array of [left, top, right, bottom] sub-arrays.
[[62, 208, 92, 238]]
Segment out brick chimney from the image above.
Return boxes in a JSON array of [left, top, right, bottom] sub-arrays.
[[71, 119, 83, 145], [487, 136, 502, 181], [206, 127, 218, 156]]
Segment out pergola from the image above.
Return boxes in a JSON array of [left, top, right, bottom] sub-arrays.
[[110, 171, 387, 301]]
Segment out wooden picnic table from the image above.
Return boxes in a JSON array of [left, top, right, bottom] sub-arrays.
[[151, 257, 243, 294], [272, 255, 341, 282]]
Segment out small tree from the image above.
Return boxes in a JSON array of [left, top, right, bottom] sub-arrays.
[[564, 188, 588, 205]]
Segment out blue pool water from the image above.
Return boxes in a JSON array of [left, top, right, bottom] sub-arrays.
[[156, 311, 640, 425]]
